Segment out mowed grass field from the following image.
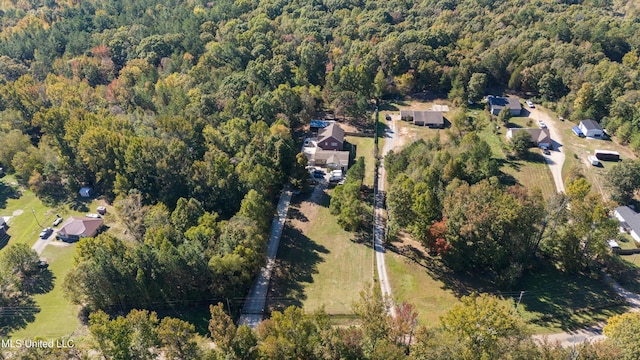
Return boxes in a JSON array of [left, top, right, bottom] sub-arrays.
[[345, 136, 375, 187], [481, 123, 557, 199], [10, 244, 81, 339], [268, 189, 374, 316], [0, 176, 110, 339], [385, 252, 458, 326]]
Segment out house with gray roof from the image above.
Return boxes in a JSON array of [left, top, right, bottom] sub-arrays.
[[614, 206, 640, 243], [578, 119, 604, 138], [487, 96, 522, 116], [399, 110, 444, 128], [506, 128, 551, 148]]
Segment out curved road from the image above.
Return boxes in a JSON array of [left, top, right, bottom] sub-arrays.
[[526, 105, 640, 346], [374, 116, 397, 317]]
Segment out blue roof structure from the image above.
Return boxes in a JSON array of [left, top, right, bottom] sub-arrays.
[[310, 120, 333, 128], [572, 126, 583, 136]]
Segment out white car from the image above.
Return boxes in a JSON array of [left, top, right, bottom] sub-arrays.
[[86, 213, 101, 218], [538, 120, 547, 129], [526, 100, 535, 108], [52, 217, 63, 226]]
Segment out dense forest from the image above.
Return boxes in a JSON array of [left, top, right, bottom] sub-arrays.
[[1, 0, 640, 356]]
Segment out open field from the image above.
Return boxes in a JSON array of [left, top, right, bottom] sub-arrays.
[[345, 136, 375, 187], [0, 176, 118, 338], [385, 248, 459, 326], [482, 122, 557, 199], [517, 266, 628, 334], [10, 244, 80, 339], [268, 188, 374, 317], [386, 236, 628, 333]]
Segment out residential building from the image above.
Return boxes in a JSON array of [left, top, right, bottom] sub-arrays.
[[487, 96, 522, 116], [614, 206, 640, 243], [506, 128, 552, 148], [58, 216, 104, 242], [317, 123, 345, 151], [578, 120, 604, 138], [399, 110, 444, 128]]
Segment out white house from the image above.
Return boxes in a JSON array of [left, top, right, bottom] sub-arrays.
[[578, 120, 604, 138], [614, 206, 640, 243]]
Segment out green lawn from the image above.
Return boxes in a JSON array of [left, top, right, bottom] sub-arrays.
[[517, 266, 628, 334], [0, 177, 110, 339], [385, 251, 459, 326], [10, 244, 81, 339], [345, 136, 376, 187], [481, 124, 557, 199], [268, 190, 374, 316], [501, 155, 557, 199]]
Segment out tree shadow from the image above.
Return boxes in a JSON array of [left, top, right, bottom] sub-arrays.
[[288, 207, 309, 222], [23, 269, 55, 295], [516, 264, 627, 331], [0, 182, 21, 209], [66, 197, 91, 212], [379, 103, 399, 111], [525, 151, 547, 164], [267, 225, 328, 312], [0, 295, 40, 336], [386, 241, 496, 297]]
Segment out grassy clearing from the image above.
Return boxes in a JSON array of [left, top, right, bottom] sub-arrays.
[[345, 136, 376, 187], [385, 251, 458, 326], [517, 265, 628, 334], [501, 155, 557, 199], [386, 241, 627, 333], [10, 244, 80, 339], [268, 189, 374, 316], [481, 123, 557, 199]]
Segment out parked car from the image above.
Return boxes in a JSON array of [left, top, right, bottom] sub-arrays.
[[37, 260, 48, 269], [39, 227, 53, 239], [86, 213, 101, 218], [52, 217, 63, 226], [538, 120, 547, 129], [385, 114, 391, 121], [559, 116, 565, 121], [526, 100, 535, 108], [543, 149, 551, 155]]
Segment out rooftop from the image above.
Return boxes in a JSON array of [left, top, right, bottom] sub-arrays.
[[615, 206, 640, 236], [580, 119, 603, 131], [487, 96, 521, 110]]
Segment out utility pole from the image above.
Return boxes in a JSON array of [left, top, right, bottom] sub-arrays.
[[31, 208, 44, 229], [515, 291, 525, 311]]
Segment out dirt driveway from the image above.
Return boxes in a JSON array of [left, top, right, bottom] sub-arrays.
[[524, 107, 566, 193]]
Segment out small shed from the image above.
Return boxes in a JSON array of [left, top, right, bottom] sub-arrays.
[[79, 187, 93, 198]]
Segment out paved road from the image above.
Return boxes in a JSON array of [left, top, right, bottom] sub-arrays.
[[238, 188, 292, 328], [526, 107, 566, 193], [31, 229, 57, 255], [375, 117, 397, 317]]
